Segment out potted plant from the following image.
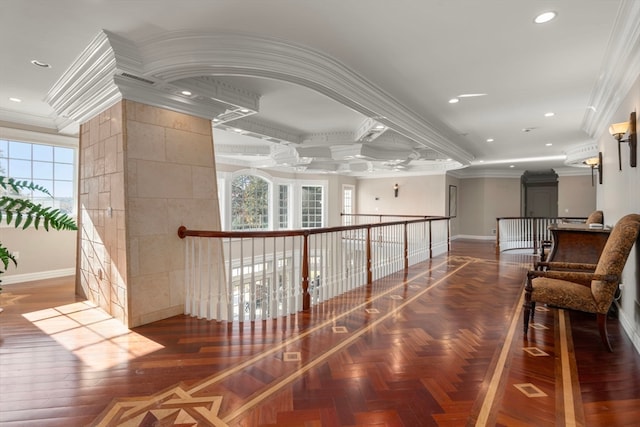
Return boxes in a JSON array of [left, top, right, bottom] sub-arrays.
[[0, 176, 78, 301]]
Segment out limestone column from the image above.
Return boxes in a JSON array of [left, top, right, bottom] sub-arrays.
[[77, 100, 221, 327]]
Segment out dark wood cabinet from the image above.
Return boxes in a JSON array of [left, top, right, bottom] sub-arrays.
[[547, 223, 611, 264]]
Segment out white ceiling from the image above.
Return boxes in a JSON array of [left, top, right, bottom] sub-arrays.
[[1, 0, 637, 177]]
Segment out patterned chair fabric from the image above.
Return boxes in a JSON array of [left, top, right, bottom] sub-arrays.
[[586, 210, 604, 225], [524, 213, 640, 351]]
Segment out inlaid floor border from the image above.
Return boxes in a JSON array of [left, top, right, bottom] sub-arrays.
[[92, 255, 530, 426]]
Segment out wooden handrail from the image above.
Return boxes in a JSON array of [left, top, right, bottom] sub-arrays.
[[179, 216, 450, 316]]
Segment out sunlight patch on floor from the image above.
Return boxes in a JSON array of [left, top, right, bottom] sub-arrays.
[[23, 300, 164, 370]]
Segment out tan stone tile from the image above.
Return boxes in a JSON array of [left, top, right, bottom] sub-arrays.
[[131, 102, 161, 126], [135, 160, 193, 199], [135, 235, 172, 276], [167, 198, 218, 231], [130, 272, 170, 315], [110, 172, 125, 210], [126, 120, 166, 161], [104, 135, 119, 174], [165, 128, 213, 167], [128, 198, 169, 237]]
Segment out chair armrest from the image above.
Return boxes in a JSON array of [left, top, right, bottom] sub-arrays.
[[535, 261, 597, 271], [527, 269, 619, 287]]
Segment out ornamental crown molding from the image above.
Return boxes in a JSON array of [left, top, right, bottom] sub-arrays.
[[582, 0, 640, 138], [45, 29, 473, 165], [564, 141, 600, 167]]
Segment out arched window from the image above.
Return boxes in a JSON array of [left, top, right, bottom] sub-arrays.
[[231, 175, 270, 230]]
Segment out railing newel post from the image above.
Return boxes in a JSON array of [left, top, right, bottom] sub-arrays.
[[404, 221, 409, 271], [302, 230, 310, 311], [366, 225, 372, 285]]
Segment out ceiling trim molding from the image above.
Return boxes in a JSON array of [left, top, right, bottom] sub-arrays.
[[563, 141, 599, 166], [582, 0, 640, 138], [46, 29, 474, 164], [0, 108, 60, 132], [0, 126, 78, 147], [45, 31, 123, 129], [137, 31, 474, 164]]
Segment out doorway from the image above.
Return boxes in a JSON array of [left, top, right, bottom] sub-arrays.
[[522, 170, 558, 217]]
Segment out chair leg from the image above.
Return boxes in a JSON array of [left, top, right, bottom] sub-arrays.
[[523, 303, 530, 336], [597, 313, 613, 352], [523, 275, 535, 336], [523, 299, 535, 335]]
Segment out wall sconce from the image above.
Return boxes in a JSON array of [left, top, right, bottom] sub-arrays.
[[609, 111, 637, 170], [583, 152, 602, 186], [394, 183, 399, 198]]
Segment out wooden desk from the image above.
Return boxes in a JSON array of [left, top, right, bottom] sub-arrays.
[[547, 224, 611, 264]]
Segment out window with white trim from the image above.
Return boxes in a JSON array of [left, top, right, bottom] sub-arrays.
[[301, 185, 323, 228], [342, 185, 354, 225], [231, 174, 270, 230], [278, 184, 289, 229], [0, 139, 76, 214]]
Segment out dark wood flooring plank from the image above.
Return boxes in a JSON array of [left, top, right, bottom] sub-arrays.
[[1, 241, 639, 426]]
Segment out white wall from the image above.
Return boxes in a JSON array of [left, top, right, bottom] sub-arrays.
[[597, 75, 640, 351]]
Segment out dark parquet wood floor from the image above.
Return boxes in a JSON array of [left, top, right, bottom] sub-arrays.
[[1, 240, 639, 426]]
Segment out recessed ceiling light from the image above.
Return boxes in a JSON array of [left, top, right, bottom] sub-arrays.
[[30, 59, 51, 68], [534, 11, 557, 24], [446, 158, 452, 161], [448, 98, 459, 104], [544, 112, 555, 117], [458, 93, 487, 98], [374, 124, 386, 130], [180, 90, 192, 96], [509, 165, 515, 168], [233, 128, 243, 133], [8, 97, 22, 103], [545, 143, 553, 146], [486, 138, 494, 142], [239, 108, 250, 113]]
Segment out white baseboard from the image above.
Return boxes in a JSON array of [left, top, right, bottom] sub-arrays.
[[617, 302, 640, 355], [0, 268, 75, 285], [452, 234, 496, 241]]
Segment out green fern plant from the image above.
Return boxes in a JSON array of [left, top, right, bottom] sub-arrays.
[[0, 176, 78, 290]]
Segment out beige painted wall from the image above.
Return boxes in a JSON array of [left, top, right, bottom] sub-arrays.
[[0, 227, 76, 282], [558, 175, 597, 217], [457, 177, 521, 237], [356, 175, 446, 216]]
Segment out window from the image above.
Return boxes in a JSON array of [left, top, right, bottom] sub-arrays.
[[301, 185, 323, 228], [278, 184, 289, 229], [342, 185, 354, 225], [231, 175, 270, 230], [0, 139, 76, 214]]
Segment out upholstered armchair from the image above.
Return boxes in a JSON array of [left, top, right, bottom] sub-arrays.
[[585, 210, 604, 225], [524, 213, 640, 351]]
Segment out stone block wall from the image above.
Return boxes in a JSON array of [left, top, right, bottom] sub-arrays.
[[77, 100, 221, 327]]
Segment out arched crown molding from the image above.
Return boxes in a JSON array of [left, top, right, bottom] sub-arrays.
[[45, 29, 473, 165]]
